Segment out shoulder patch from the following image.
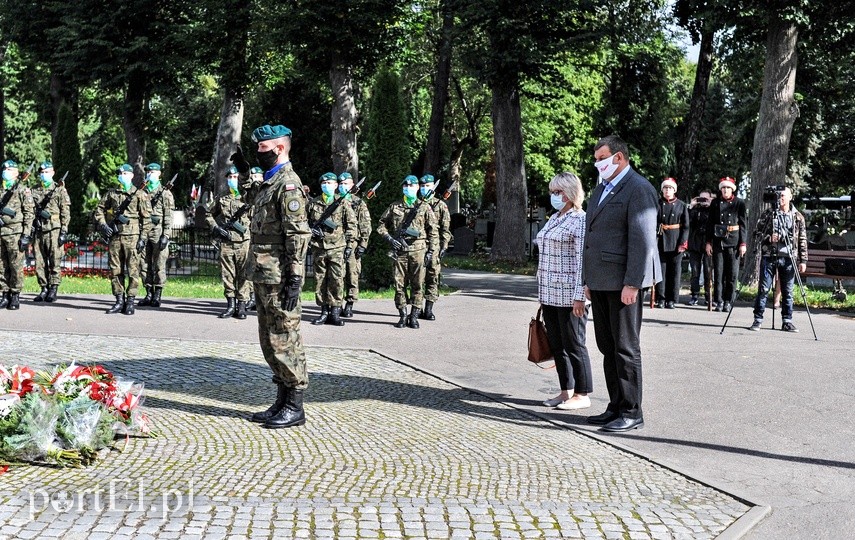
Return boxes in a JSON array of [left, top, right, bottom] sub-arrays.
[[285, 184, 296, 191], [288, 199, 301, 212]]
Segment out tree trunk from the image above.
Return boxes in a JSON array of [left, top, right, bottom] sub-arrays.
[[677, 26, 715, 192], [447, 142, 466, 214], [743, 16, 799, 284], [122, 71, 148, 186], [330, 62, 359, 179], [489, 76, 528, 263], [423, 1, 454, 177], [212, 87, 244, 196]]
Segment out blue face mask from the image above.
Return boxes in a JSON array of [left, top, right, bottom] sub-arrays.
[[40, 173, 54, 188], [117, 175, 133, 192], [550, 193, 566, 211], [419, 186, 433, 198], [2, 170, 15, 182], [227, 177, 239, 191], [403, 186, 417, 198], [321, 183, 336, 196], [338, 184, 350, 195]]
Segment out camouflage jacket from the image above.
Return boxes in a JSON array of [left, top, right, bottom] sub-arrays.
[[30, 184, 71, 234], [345, 194, 372, 250], [145, 186, 174, 238], [427, 197, 452, 252], [245, 163, 312, 284], [307, 194, 357, 251], [206, 193, 251, 244], [0, 183, 35, 237], [93, 187, 153, 237], [376, 199, 439, 253], [755, 207, 808, 264]]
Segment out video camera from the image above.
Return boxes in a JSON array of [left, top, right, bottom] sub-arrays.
[[762, 185, 787, 203]]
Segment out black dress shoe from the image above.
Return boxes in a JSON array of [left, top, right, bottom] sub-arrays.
[[587, 410, 620, 425], [600, 416, 644, 432]]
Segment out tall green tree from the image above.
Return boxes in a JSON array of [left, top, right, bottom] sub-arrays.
[[53, 102, 85, 236]]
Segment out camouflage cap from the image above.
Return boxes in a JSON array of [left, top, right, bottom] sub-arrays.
[[251, 124, 292, 142], [419, 174, 435, 185], [401, 175, 419, 186], [39, 161, 54, 171], [228, 166, 239, 175], [116, 164, 133, 173], [250, 166, 263, 175], [2, 160, 18, 169], [145, 163, 161, 171], [319, 172, 338, 183], [338, 172, 353, 182]]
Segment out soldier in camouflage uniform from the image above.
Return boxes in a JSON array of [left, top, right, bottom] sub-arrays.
[[231, 125, 311, 429], [337, 172, 371, 318], [93, 164, 152, 315], [377, 174, 439, 329], [417, 174, 451, 320], [207, 166, 252, 320], [245, 166, 264, 312], [0, 160, 34, 311], [138, 163, 174, 308], [30, 162, 71, 303], [307, 172, 357, 327]]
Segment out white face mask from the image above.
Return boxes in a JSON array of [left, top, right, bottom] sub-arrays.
[[595, 155, 620, 182], [550, 193, 566, 211]]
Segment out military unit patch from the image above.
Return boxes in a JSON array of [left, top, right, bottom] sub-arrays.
[[288, 199, 301, 212]]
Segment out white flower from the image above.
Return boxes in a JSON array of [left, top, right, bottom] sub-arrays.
[[0, 394, 20, 418]]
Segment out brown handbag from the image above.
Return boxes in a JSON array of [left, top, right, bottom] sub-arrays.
[[527, 306, 554, 363]]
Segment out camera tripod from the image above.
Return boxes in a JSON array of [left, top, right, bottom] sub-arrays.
[[720, 203, 818, 339]]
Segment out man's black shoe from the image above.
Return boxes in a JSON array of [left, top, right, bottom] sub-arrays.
[[219, 298, 236, 318], [688, 295, 698, 306], [138, 287, 153, 306], [263, 389, 305, 429], [654, 300, 664, 309], [587, 410, 620, 425], [713, 303, 723, 312], [781, 322, 799, 333], [327, 306, 344, 326], [600, 416, 644, 432], [106, 295, 124, 314], [45, 285, 58, 303], [0, 292, 8, 309], [311, 305, 329, 325], [34, 287, 47, 302], [341, 301, 354, 318], [251, 383, 287, 423], [722, 302, 732, 313], [749, 320, 762, 331], [665, 301, 676, 309]]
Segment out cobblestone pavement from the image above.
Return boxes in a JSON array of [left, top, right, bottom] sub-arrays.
[[0, 330, 750, 539]]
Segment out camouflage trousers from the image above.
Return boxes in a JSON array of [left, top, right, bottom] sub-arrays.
[[140, 232, 169, 288], [34, 229, 63, 287], [108, 235, 141, 297], [254, 282, 308, 390], [344, 255, 362, 302], [313, 246, 345, 307], [393, 248, 426, 309], [423, 256, 442, 303], [219, 241, 250, 301], [0, 234, 24, 293]]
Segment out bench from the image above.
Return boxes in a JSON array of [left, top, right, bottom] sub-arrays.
[[801, 249, 855, 300]]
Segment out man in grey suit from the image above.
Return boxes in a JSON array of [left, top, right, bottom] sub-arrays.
[[583, 135, 661, 433]]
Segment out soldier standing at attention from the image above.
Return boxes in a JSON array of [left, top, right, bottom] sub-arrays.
[[653, 177, 689, 309], [417, 173, 451, 320], [138, 163, 173, 308], [30, 161, 70, 303], [207, 165, 252, 320], [376, 175, 439, 329], [337, 172, 371, 319], [307, 172, 357, 327], [233, 124, 311, 429], [0, 160, 34, 310], [94, 164, 152, 315], [705, 177, 747, 313]]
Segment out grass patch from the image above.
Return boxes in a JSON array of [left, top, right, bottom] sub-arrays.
[[443, 253, 537, 275], [735, 283, 855, 313]]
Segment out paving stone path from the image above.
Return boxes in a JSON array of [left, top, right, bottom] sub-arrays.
[[0, 331, 750, 539]]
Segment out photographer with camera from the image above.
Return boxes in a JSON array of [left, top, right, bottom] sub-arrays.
[[705, 177, 746, 312], [687, 189, 713, 305], [749, 186, 807, 332]]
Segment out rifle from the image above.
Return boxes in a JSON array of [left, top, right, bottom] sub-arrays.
[[149, 173, 178, 209], [363, 180, 382, 200], [101, 184, 142, 241], [212, 202, 252, 247], [441, 179, 457, 201], [389, 189, 433, 258], [0, 162, 36, 225], [310, 177, 365, 234], [31, 171, 69, 238]]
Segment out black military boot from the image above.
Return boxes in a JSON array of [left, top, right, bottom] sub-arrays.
[[138, 286, 153, 306], [123, 296, 135, 315], [219, 298, 236, 318], [327, 306, 344, 326], [8, 292, 20, 310], [106, 295, 124, 314], [420, 300, 436, 320], [45, 285, 58, 303], [393, 307, 408, 328], [34, 287, 48, 302], [312, 305, 329, 325], [263, 388, 306, 429], [234, 300, 247, 320], [0, 292, 8, 309], [246, 292, 256, 311], [407, 307, 421, 329], [251, 381, 288, 423], [341, 300, 354, 318], [151, 287, 163, 308]]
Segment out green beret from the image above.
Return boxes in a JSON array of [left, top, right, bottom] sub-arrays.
[[250, 167, 263, 174], [116, 164, 133, 173], [145, 163, 161, 171], [251, 124, 292, 142], [419, 174, 435, 185], [402, 175, 419, 186], [39, 161, 54, 171], [319, 172, 338, 183], [2, 160, 18, 169], [338, 172, 353, 182], [228, 166, 239, 175]]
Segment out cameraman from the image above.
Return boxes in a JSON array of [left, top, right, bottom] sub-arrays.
[[687, 189, 713, 305], [749, 187, 807, 332]]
